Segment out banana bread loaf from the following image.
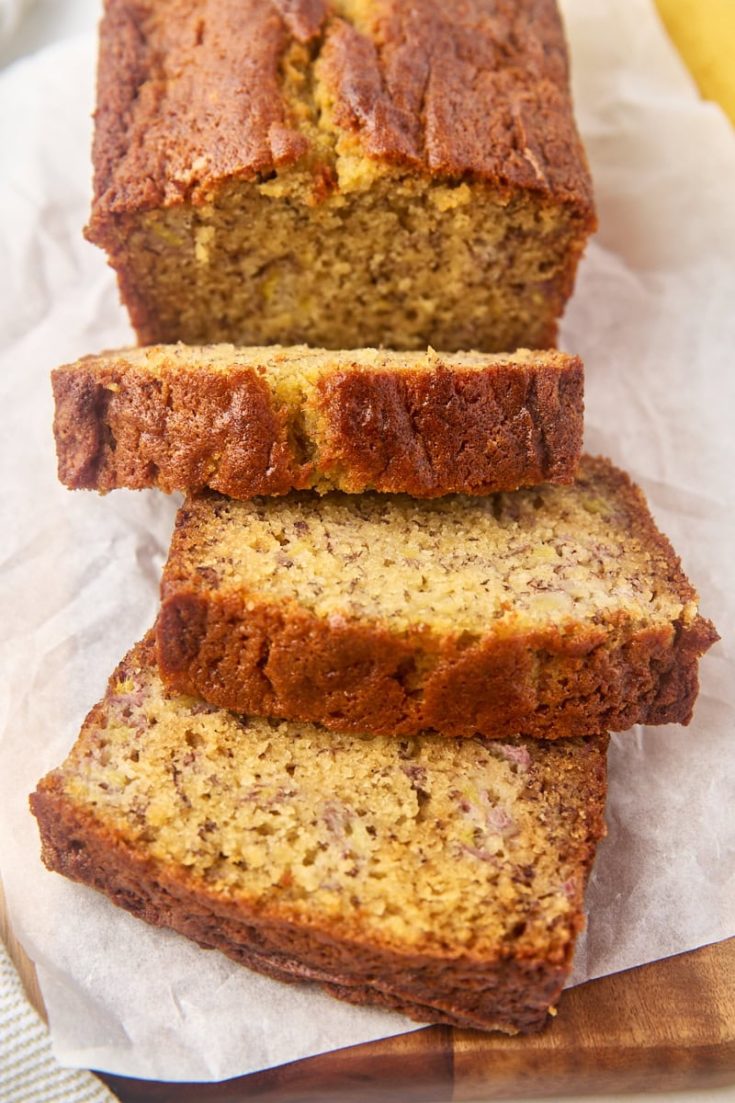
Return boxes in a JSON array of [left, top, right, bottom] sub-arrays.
[[31, 634, 608, 1034], [158, 456, 717, 739], [52, 344, 583, 498], [86, 0, 595, 352]]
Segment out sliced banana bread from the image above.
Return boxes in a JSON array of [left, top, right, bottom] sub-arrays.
[[52, 344, 583, 498], [31, 634, 608, 1034], [85, 0, 595, 352], [158, 456, 717, 739]]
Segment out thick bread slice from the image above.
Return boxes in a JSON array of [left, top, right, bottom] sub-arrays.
[[31, 635, 608, 1034], [157, 456, 717, 739], [52, 344, 583, 499]]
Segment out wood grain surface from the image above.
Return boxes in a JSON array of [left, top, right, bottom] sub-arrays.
[[91, 940, 735, 1102], [0, 877, 45, 1017], [2, 874, 734, 1099], [93, 940, 735, 1102]]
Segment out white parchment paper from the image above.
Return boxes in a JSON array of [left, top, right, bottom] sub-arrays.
[[0, 0, 733, 1082]]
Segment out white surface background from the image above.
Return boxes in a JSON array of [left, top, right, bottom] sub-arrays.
[[0, 0, 733, 1097]]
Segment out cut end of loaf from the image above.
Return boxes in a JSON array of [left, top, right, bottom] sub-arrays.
[[91, 178, 591, 353]]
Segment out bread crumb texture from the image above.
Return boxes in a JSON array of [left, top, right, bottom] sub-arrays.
[[167, 457, 701, 636], [158, 456, 717, 737], [35, 638, 607, 962], [86, 0, 595, 351]]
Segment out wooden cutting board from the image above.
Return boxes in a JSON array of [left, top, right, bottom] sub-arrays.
[[96, 939, 735, 1101], [3, 878, 733, 1101]]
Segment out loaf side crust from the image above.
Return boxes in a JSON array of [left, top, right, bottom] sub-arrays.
[[157, 594, 714, 739], [313, 355, 583, 495], [30, 782, 584, 1033], [51, 355, 308, 497], [157, 457, 718, 738], [30, 635, 608, 1033], [51, 346, 583, 497]]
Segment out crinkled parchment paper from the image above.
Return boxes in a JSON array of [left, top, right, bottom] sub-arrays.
[[0, 0, 733, 1082]]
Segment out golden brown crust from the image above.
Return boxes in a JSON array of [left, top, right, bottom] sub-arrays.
[[157, 457, 718, 738], [30, 780, 586, 1032], [51, 348, 583, 498], [29, 635, 608, 1033], [157, 593, 715, 739], [88, 0, 323, 219], [87, 0, 594, 221], [314, 357, 584, 495], [51, 357, 308, 497], [318, 0, 594, 211]]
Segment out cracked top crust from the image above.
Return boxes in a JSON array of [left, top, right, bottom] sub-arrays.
[[89, 0, 594, 219]]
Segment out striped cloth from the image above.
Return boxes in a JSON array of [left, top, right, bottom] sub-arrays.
[[0, 941, 115, 1103]]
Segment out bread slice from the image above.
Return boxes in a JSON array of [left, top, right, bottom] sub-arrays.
[[158, 456, 717, 739], [85, 1, 595, 354], [31, 635, 608, 1034], [52, 344, 583, 499]]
